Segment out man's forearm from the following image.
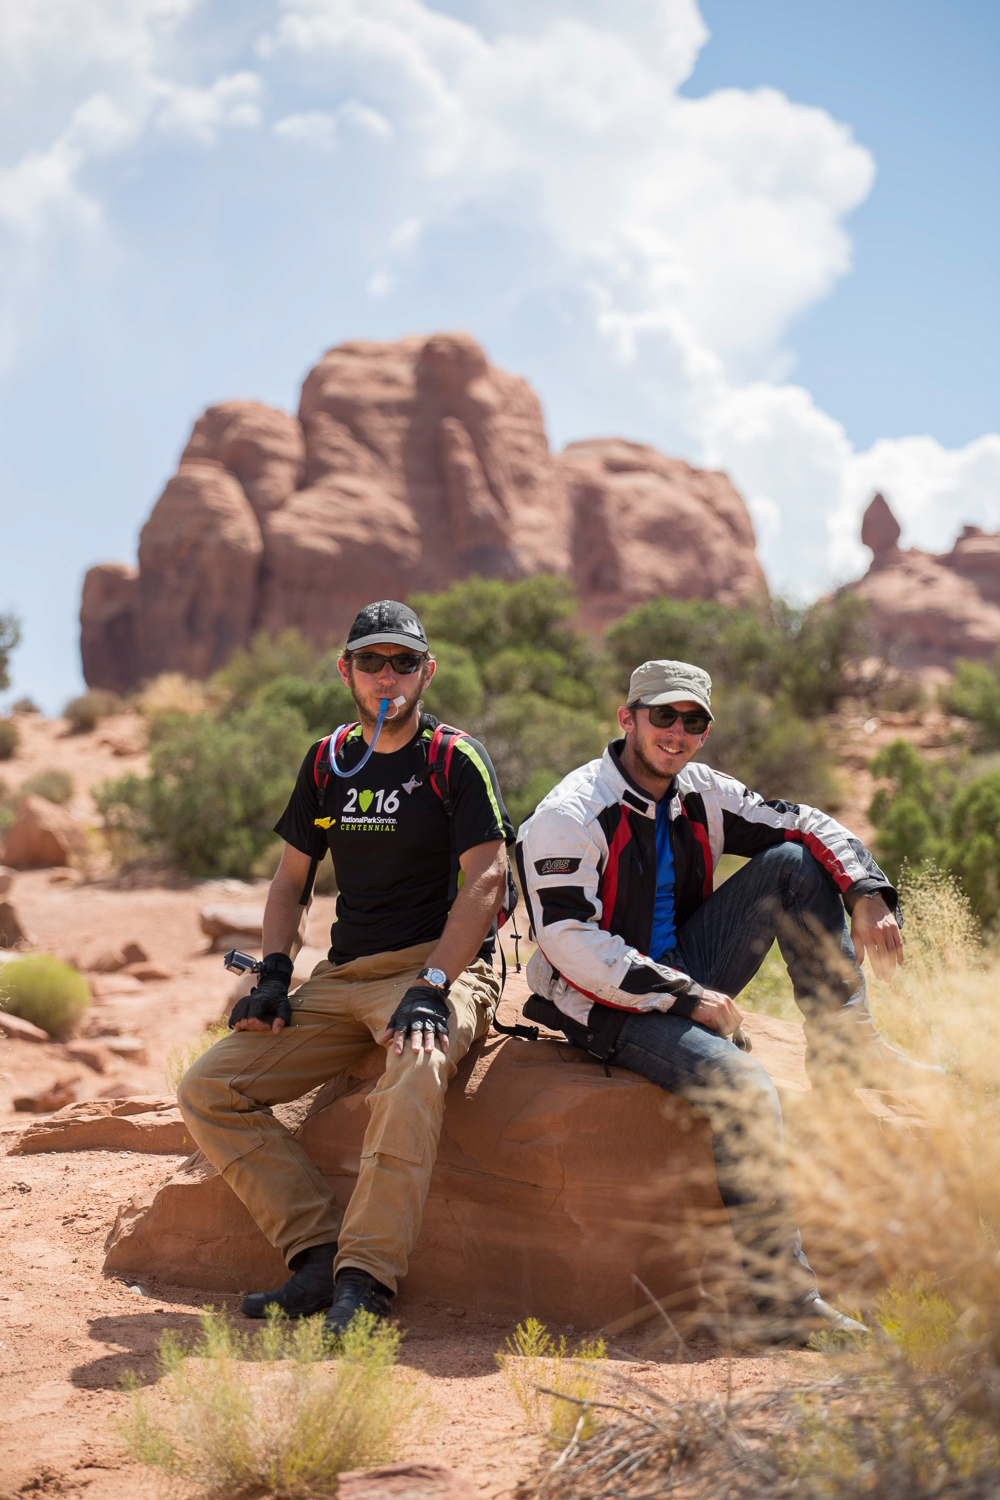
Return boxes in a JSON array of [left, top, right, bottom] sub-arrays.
[[261, 875, 305, 957], [423, 868, 505, 982]]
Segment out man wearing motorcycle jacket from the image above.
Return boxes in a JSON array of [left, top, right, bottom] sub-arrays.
[[516, 658, 940, 1342]]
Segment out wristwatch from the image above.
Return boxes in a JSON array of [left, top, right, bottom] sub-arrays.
[[417, 966, 450, 997]]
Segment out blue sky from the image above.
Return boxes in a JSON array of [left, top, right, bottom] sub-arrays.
[[1, 0, 997, 710]]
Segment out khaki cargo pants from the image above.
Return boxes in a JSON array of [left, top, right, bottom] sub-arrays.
[[177, 941, 499, 1293]]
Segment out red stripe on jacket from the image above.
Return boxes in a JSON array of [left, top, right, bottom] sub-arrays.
[[784, 827, 852, 892], [599, 806, 632, 931], [684, 811, 714, 898]]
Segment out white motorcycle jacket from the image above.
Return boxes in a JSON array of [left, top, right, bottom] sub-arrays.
[[515, 739, 896, 1048]]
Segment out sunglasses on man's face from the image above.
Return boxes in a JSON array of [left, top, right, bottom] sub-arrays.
[[633, 703, 712, 735], [350, 651, 427, 676]]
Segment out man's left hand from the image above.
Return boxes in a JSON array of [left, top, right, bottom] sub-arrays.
[[379, 985, 451, 1055], [850, 894, 904, 980]]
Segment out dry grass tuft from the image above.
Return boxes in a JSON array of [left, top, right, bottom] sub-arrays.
[[137, 672, 208, 719], [164, 1024, 229, 1092], [116, 1305, 427, 1499], [498, 1319, 607, 1444]]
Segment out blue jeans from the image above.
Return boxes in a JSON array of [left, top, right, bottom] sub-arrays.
[[614, 844, 862, 1308]]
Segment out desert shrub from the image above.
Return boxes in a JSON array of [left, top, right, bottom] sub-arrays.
[[64, 688, 124, 733], [698, 689, 842, 809], [116, 1306, 425, 1498], [0, 612, 20, 693], [483, 693, 606, 828], [867, 738, 955, 884], [941, 768, 1000, 926], [605, 593, 870, 717], [137, 672, 207, 719], [945, 650, 1000, 748], [419, 640, 485, 724], [0, 719, 18, 760], [96, 699, 308, 879], [10, 697, 39, 714], [412, 575, 610, 716], [253, 672, 356, 739], [496, 1318, 606, 1444], [19, 767, 73, 805], [212, 629, 321, 706], [0, 955, 90, 1039], [164, 1024, 229, 1092]]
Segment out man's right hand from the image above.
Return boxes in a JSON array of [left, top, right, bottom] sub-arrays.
[[229, 953, 294, 1034], [689, 988, 743, 1037]]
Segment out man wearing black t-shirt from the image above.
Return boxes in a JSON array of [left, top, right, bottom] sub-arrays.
[[178, 600, 512, 1334]]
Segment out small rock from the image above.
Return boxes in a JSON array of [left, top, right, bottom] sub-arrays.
[[199, 904, 265, 941], [13, 1076, 83, 1113], [89, 975, 143, 998], [63, 1041, 115, 1074], [122, 963, 173, 982], [0, 1011, 51, 1044], [96, 1075, 148, 1099], [0, 900, 34, 949], [2, 794, 86, 870], [89, 948, 128, 974], [337, 1464, 478, 1500], [48, 868, 83, 885], [102, 1036, 149, 1065], [121, 941, 149, 966], [127, 1284, 149, 1297], [0, 867, 15, 897]]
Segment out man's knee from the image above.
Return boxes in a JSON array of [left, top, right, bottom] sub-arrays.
[[753, 842, 834, 902], [175, 1044, 226, 1122]]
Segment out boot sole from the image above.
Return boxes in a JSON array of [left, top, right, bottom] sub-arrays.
[[241, 1295, 334, 1319]]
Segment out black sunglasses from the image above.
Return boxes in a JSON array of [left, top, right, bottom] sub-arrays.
[[631, 703, 712, 735], [349, 650, 428, 676]]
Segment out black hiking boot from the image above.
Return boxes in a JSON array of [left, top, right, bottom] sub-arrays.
[[323, 1268, 393, 1336], [240, 1241, 337, 1319], [755, 1294, 869, 1347]]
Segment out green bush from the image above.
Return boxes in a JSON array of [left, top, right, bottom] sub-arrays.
[[19, 767, 73, 805], [699, 689, 842, 809], [945, 651, 1000, 748], [96, 699, 308, 879], [0, 613, 20, 694], [483, 692, 606, 827], [64, 689, 124, 733], [941, 769, 1000, 926], [0, 719, 18, 761], [0, 955, 90, 1039], [253, 673, 356, 739], [211, 629, 321, 707], [10, 697, 39, 715], [867, 739, 955, 885], [419, 640, 485, 725]]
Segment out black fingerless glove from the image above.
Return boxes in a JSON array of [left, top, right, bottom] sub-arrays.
[[386, 985, 450, 1039], [228, 952, 295, 1029]]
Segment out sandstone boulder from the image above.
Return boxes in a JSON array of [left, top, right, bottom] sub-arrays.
[[102, 1002, 804, 1322], [14, 1076, 82, 1113], [842, 494, 1000, 669], [12, 1096, 189, 1154], [0, 867, 15, 897], [2, 795, 86, 870], [338, 1466, 476, 1500], [80, 334, 768, 689]]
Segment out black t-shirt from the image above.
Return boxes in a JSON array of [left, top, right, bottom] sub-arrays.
[[274, 714, 512, 965]]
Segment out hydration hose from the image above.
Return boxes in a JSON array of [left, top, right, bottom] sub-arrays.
[[327, 694, 407, 778]]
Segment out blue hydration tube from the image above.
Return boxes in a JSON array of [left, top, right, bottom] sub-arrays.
[[328, 695, 404, 779]]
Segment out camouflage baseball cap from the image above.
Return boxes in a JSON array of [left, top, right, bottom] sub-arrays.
[[627, 659, 713, 719]]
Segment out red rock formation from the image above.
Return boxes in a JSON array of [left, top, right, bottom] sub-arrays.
[[562, 439, 768, 631], [844, 495, 1000, 668], [80, 334, 767, 688]]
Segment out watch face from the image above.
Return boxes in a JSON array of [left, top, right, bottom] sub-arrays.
[[422, 967, 449, 989]]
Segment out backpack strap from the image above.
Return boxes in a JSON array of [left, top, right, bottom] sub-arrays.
[[299, 724, 358, 905], [424, 722, 466, 815]]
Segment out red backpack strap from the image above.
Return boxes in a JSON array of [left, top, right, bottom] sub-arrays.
[[426, 723, 467, 814], [313, 723, 358, 797]]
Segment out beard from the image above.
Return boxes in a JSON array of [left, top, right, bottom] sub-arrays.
[[347, 667, 429, 732]]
